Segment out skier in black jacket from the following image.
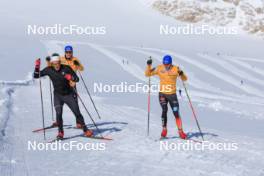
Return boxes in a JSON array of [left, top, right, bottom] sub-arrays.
[[34, 55, 93, 139]]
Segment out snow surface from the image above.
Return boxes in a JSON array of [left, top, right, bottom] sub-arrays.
[[0, 0, 264, 176]]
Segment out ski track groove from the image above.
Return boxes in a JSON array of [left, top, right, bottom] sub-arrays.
[[197, 53, 264, 87], [224, 55, 264, 63], [86, 43, 150, 83], [222, 56, 264, 77]]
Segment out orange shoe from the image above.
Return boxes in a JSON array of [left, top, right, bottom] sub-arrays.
[[84, 130, 93, 137], [161, 128, 167, 138], [76, 123, 83, 129], [57, 131, 64, 140], [178, 130, 187, 139]]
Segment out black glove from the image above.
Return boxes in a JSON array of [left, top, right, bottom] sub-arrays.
[[73, 60, 80, 66], [178, 70, 184, 76], [147, 59, 152, 65], [46, 56, 51, 62]]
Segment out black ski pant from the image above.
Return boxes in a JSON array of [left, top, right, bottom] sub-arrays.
[[159, 92, 180, 127], [73, 85, 79, 124], [54, 92, 87, 132]]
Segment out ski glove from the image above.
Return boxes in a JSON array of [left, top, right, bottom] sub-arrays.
[[147, 59, 152, 65], [46, 56, 51, 62], [64, 74, 73, 81], [35, 58, 41, 69], [73, 60, 80, 66], [178, 70, 184, 76]]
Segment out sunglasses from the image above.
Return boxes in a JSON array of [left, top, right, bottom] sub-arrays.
[[65, 51, 72, 54]]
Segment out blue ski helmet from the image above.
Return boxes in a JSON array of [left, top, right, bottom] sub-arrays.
[[65, 45, 73, 52], [163, 55, 172, 65]]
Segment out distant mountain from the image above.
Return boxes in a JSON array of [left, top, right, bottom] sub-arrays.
[[152, 0, 264, 36]]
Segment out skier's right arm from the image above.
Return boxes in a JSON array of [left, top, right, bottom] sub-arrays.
[[145, 66, 157, 77], [145, 59, 157, 77], [33, 59, 48, 78]]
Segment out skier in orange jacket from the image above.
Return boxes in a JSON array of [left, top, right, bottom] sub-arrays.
[[60, 45, 84, 72], [145, 55, 188, 139]]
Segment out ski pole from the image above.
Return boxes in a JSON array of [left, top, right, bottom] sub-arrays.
[[181, 80, 204, 141], [147, 56, 152, 136], [38, 59, 46, 140], [49, 79, 54, 121], [147, 77, 151, 136], [78, 71, 101, 119], [73, 88, 103, 138]]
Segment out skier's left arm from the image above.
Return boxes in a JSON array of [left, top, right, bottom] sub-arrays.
[[73, 58, 84, 71], [178, 67, 188, 81], [65, 66, 79, 82]]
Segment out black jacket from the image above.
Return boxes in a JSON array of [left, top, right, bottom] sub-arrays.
[[34, 65, 79, 95]]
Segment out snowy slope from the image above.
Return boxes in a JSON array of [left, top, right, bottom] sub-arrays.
[[4, 81, 264, 176], [0, 0, 264, 176], [1, 39, 264, 176]]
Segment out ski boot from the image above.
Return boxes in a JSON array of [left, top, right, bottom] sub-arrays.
[[161, 128, 167, 138], [178, 129, 187, 139], [56, 131, 64, 140], [84, 130, 93, 137]]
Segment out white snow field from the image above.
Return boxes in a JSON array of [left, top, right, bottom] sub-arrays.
[[0, 0, 264, 176]]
